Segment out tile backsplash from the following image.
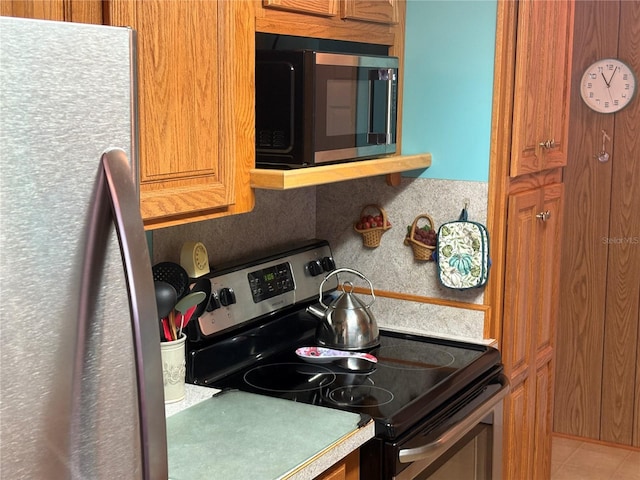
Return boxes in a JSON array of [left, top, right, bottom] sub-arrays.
[[151, 176, 490, 340]]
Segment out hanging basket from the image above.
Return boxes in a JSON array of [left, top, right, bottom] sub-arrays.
[[404, 213, 437, 261], [354, 204, 391, 248]]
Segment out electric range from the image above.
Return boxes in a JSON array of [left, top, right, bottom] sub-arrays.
[[184, 240, 507, 479]]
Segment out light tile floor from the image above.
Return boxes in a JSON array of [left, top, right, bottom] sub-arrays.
[[551, 435, 640, 480]]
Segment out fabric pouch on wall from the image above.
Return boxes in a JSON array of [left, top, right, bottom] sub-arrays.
[[436, 207, 490, 290]]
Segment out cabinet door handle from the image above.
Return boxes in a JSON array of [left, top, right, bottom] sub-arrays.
[[536, 211, 551, 221], [538, 139, 556, 149]]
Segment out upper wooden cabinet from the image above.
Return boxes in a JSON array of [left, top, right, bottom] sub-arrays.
[[256, 0, 401, 44], [105, 0, 255, 229], [510, 0, 573, 176], [262, 0, 397, 25], [0, 0, 102, 23], [342, 0, 398, 25]]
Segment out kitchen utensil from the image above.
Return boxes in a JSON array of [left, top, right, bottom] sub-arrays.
[[307, 268, 380, 351], [174, 291, 207, 336], [295, 347, 377, 364], [334, 357, 377, 373], [152, 262, 190, 300], [154, 281, 177, 320], [187, 277, 211, 320], [179, 305, 198, 332], [174, 291, 206, 315], [161, 318, 173, 343]]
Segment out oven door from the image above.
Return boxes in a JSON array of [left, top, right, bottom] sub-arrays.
[[393, 377, 509, 480], [313, 52, 398, 164]]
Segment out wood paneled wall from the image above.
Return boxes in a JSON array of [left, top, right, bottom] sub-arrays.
[[554, 0, 640, 447]]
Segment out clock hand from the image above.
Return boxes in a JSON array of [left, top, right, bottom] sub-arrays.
[[607, 66, 618, 86], [601, 72, 610, 88]]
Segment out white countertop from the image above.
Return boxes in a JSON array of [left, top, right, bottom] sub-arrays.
[[164, 385, 374, 480]]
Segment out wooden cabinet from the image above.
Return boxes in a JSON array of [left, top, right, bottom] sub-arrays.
[[487, 1, 573, 478], [510, 0, 573, 177], [262, 0, 397, 25], [3, 0, 255, 229], [342, 0, 398, 25], [313, 449, 359, 480], [105, 0, 255, 229], [256, 0, 401, 45], [0, 0, 102, 23], [501, 183, 564, 480]]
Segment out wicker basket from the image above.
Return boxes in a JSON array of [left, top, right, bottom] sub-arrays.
[[404, 213, 437, 261], [354, 204, 391, 248]]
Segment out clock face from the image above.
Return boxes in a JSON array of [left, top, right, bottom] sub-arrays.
[[194, 243, 208, 269], [580, 58, 636, 113], [180, 241, 210, 277]]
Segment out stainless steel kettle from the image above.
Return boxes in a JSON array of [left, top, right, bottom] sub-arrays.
[[307, 268, 380, 351]]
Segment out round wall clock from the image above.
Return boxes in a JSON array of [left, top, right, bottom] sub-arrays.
[[580, 58, 637, 113], [180, 241, 210, 278]]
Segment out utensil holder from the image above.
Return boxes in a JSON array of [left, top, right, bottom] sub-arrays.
[[353, 204, 391, 248], [160, 333, 186, 403]]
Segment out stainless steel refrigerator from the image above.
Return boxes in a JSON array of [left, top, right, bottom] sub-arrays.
[[0, 16, 167, 479]]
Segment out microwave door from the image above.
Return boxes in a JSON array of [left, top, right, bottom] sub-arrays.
[[314, 56, 397, 164], [368, 68, 397, 147]]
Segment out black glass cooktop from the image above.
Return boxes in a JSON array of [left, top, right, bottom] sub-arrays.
[[186, 311, 502, 439]]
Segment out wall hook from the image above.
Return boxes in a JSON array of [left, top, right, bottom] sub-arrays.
[[595, 129, 610, 163]]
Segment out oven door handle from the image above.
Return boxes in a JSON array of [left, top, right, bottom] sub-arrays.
[[398, 382, 509, 464]]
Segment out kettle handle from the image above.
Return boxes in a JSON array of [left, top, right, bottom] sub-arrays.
[[319, 268, 376, 309]]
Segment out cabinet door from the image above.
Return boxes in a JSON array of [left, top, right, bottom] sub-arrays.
[[106, 0, 254, 227], [0, 0, 102, 22], [503, 379, 532, 480], [502, 183, 564, 479], [532, 357, 554, 480], [314, 449, 359, 480], [502, 188, 540, 382], [535, 183, 563, 355], [342, 0, 398, 25], [510, 0, 573, 176], [538, 0, 572, 173], [262, 0, 337, 17]]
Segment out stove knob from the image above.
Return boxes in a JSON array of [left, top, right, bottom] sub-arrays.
[[307, 260, 323, 276], [321, 256, 336, 272], [219, 287, 236, 306], [206, 291, 221, 312]]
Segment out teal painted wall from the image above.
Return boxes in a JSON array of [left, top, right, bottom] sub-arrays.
[[401, 0, 497, 182]]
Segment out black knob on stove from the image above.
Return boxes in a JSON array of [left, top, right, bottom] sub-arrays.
[[219, 287, 236, 306], [206, 291, 221, 312], [307, 260, 323, 276], [321, 256, 336, 272]]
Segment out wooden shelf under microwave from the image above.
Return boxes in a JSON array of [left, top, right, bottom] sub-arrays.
[[250, 153, 432, 190]]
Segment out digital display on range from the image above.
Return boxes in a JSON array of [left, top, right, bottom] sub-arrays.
[[247, 262, 294, 303]]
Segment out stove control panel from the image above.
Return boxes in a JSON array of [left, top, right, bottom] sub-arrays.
[[195, 240, 337, 338], [248, 262, 294, 303]]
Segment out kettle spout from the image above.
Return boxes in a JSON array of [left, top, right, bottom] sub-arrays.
[[306, 303, 327, 319]]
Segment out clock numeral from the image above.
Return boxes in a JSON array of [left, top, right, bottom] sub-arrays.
[[589, 73, 597, 80], [623, 73, 629, 80], [613, 100, 619, 106], [587, 82, 593, 89], [604, 101, 610, 108], [589, 92, 594, 99], [624, 83, 630, 90]]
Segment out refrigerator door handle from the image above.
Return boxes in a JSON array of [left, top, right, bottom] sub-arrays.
[[73, 148, 167, 479]]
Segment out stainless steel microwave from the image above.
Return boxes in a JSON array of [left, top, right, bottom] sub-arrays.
[[255, 50, 398, 168]]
